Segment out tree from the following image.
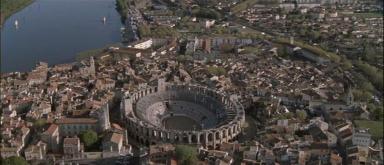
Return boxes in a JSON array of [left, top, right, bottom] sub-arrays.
[[296, 110, 307, 121], [220, 43, 234, 53], [355, 61, 383, 91], [80, 130, 98, 147], [1, 156, 28, 165], [372, 107, 383, 121], [33, 118, 46, 130], [207, 66, 226, 76], [362, 43, 377, 62], [193, 8, 220, 19], [138, 24, 151, 38], [175, 145, 198, 165], [310, 31, 321, 41], [277, 112, 293, 119], [277, 46, 289, 58], [352, 89, 372, 102], [15, 102, 32, 114], [340, 57, 352, 70], [176, 55, 193, 64]]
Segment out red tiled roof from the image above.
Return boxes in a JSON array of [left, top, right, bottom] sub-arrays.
[[44, 124, 58, 135], [112, 123, 124, 131], [110, 133, 123, 144], [64, 137, 80, 146]]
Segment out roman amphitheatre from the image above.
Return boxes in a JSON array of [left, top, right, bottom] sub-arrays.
[[121, 79, 245, 149]]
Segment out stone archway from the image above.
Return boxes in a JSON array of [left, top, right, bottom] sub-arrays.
[[233, 125, 237, 134], [215, 131, 220, 140], [174, 135, 179, 142], [183, 135, 189, 143], [200, 134, 205, 144], [192, 134, 197, 143], [208, 133, 213, 142], [215, 143, 220, 149]]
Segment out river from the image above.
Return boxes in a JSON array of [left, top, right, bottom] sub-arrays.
[[1, 0, 123, 73]]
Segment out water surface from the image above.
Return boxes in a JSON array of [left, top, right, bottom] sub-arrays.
[[1, 0, 123, 72]]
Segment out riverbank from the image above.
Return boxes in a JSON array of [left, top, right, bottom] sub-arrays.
[[0, 0, 34, 27], [116, 0, 129, 21], [76, 43, 121, 61]]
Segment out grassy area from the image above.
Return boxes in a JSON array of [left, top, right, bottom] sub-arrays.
[[0, 0, 34, 26], [355, 61, 384, 91], [354, 120, 383, 139], [274, 37, 341, 62], [76, 42, 122, 61], [76, 48, 106, 61], [206, 66, 226, 76], [352, 12, 383, 18], [231, 0, 279, 13]]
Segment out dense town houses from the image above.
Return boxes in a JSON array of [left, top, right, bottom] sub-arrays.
[[1, 34, 382, 163]]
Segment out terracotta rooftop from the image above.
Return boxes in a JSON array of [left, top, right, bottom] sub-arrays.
[[149, 144, 175, 153], [43, 124, 58, 135], [110, 133, 123, 144], [112, 123, 124, 131], [64, 137, 80, 146], [20, 126, 30, 135]]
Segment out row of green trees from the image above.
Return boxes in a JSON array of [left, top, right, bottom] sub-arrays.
[[355, 61, 384, 91], [116, 0, 128, 20], [274, 37, 341, 62], [1, 156, 28, 165], [193, 8, 220, 19], [175, 145, 198, 165]]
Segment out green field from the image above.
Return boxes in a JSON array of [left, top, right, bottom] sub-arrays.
[[231, 0, 258, 13], [353, 12, 383, 18], [354, 120, 383, 139], [76, 48, 105, 61], [0, 0, 34, 26]]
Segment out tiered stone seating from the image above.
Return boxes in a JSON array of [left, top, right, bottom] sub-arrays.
[[135, 88, 231, 129]]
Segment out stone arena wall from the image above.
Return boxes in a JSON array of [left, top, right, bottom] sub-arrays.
[[123, 84, 245, 148]]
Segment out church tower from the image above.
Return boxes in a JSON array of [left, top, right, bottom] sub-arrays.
[[89, 56, 96, 77], [345, 88, 354, 106], [158, 78, 166, 92], [121, 95, 133, 120], [98, 103, 111, 131]]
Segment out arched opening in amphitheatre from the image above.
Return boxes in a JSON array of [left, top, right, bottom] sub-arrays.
[[208, 133, 213, 141], [174, 135, 179, 142], [183, 135, 189, 143], [200, 134, 205, 143], [192, 134, 197, 143]]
